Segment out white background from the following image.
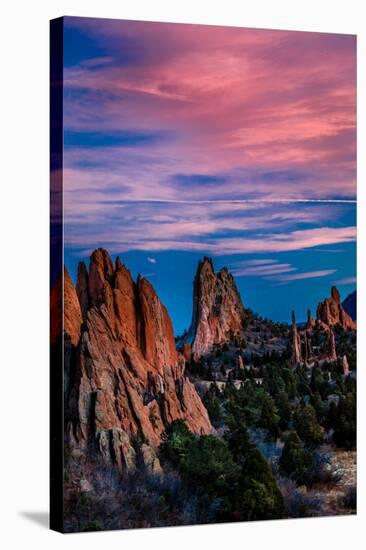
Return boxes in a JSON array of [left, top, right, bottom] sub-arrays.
[[0, 0, 365, 548]]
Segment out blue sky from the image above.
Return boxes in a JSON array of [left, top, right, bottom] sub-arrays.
[[62, 17, 356, 334]]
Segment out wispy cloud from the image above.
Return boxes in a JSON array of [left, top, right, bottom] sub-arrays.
[[67, 225, 355, 258], [62, 18, 356, 282], [231, 261, 296, 277], [334, 276, 356, 285], [231, 259, 277, 267], [229, 258, 338, 283], [274, 269, 336, 282], [64, 19, 356, 205], [147, 257, 157, 264]]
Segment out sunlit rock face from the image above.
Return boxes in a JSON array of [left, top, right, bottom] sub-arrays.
[[316, 286, 356, 331], [186, 257, 246, 358], [52, 248, 211, 472]]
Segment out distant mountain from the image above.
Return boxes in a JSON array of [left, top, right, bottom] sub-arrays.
[[342, 290, 356, 321]]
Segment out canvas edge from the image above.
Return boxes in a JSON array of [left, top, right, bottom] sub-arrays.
[[50, 16, 65, 534]]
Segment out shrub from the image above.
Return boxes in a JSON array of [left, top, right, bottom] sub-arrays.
[[161, 420, 284, 523], [278, 477, 323, 518], [160, 420, 195, 467], [203, 386, 224, 427]]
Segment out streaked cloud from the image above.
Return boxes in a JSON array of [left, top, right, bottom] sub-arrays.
[[231, 261, 296, 277], [62, 18, 356, 288], [274, 269, 336, 282], [63, 19, 356, 205], [334, 276, 356, 285], [61, 18, 356, 328]]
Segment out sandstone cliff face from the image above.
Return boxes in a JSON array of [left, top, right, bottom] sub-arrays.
[[61, 249, 211, 472], [316, 286, 356, 331], [186, 257, 246, 357]]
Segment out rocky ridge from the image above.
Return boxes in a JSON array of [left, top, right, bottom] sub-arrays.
[[55, 249, 212, 473]]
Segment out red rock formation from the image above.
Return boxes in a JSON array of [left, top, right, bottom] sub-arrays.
[[180, 343, 192, 362], [306, 331, 313, 359], [63, 249, 211, 472], [137, 275, 178, 369], [306, 309, 315, 330], [316, 286, 356, 331], [328, 328, 337, 362], [186, 257, 246, 357], [342, 355, 350, 376], [76, 261, 89, 321], [303, 331, 309, 362], [291, 311, 302, 366]]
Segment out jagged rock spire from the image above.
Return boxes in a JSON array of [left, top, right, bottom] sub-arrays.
[[303, 331, 309, 362], [62, 248, 212, 473], [331, 286, 341, 302], [328, 328, 337, 362], [186, 257, 246, 357], [76, 261, 89, 321], [342, 355, 350, 376], [316, 286, 356, 330], [291, 310, 302, 366], [306, 308, 315, 330], [237, 355, 245, 370]]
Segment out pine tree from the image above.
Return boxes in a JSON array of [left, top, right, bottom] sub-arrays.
[[279, 431, 313, 485]]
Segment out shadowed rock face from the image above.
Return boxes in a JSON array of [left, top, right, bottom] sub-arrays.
[[54, 248, 211, 472], [342, 290, 356, 321], [306, 309, 315, 330], [316, 286, 356, 331], [186, 257, 246, 357], [51, 267, 82, 346]]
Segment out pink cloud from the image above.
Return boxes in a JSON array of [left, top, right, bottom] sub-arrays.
[[64, 21, 356, 201], [64, 220, 355, 256], [62, 19, 356, 266]]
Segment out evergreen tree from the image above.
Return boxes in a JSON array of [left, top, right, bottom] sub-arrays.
[[226, 423, 285, 520], [276, 391, 292, 431], [332, 393, 356, 449], [257, 393, 280, 438], [279, 431, 313, 486], [293, 404, 324, 445]]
